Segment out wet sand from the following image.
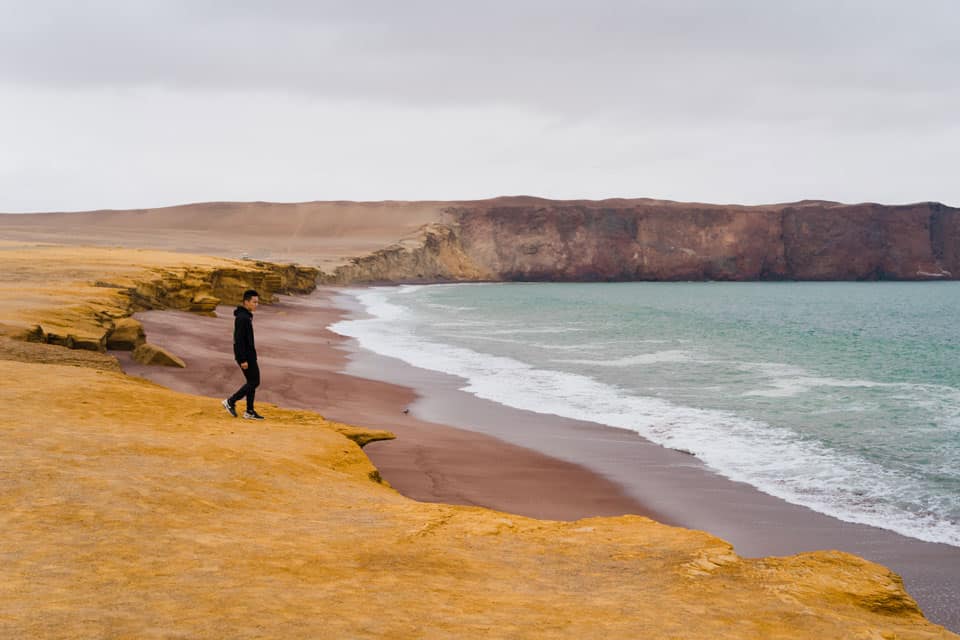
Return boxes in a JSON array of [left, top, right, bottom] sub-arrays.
[[118, 288, 960, 632]]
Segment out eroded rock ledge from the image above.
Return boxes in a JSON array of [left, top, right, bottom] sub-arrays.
[[125, 261, 318, 314], [35, 260, 316, 352], [0, 245, 318, 363]]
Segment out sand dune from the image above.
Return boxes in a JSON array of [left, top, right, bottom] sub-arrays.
[[0, 200, 451, 270]]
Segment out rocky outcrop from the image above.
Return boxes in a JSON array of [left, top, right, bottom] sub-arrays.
[[105, 318, 145, 351], [38, 328, 106, 352], [0, 336, 122, 371], [128, 262, 319, 314], [132, 342, 186, 367], [326, 198, 960, 283], [323, 223, 492, 284], [330, 423, 397, 449]]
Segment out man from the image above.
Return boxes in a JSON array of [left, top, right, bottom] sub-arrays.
[[222, 289, 265, 420]]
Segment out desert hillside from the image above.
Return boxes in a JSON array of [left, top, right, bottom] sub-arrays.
[[0, 200, 450, 273]]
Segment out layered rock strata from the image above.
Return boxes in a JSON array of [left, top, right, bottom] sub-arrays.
[[124, 261, 318, 315]]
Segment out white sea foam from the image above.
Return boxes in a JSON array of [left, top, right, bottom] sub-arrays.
[[423, 302, 479, 312], [558, 350, 697, 367], [740, 361, 960, 401], [432, 321, 498, 329], [480, 326, 588, 335], [331, 287, 960, 548], [742, 375, 882, 398], [437, 333, 613, 352]]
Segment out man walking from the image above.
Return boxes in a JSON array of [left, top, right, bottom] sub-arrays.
[[222, 289, 265, 420]]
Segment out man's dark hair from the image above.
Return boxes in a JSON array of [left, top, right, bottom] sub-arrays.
[[243, 289, 259, 301]]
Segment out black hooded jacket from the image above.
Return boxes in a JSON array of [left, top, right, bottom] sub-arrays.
[[233, 305, 256, 364]]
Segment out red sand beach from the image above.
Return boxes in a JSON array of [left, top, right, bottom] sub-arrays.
[[117, 288, 960, 632]]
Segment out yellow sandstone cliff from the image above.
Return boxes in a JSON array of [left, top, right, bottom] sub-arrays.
[[0, 242, 955, 639]]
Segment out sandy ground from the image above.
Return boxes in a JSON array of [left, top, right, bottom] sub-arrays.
[[118, 287, 960, 632], [13, 354, 952, 638]]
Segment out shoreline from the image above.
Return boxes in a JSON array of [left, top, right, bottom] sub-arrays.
[[118, 286, 960, 632], [116, 291, 661, 524]]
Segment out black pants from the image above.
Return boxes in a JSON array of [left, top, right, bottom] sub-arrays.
[[228, 360, 260, 412]]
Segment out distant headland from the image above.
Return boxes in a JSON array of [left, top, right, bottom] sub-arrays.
[[2, 196, 956, 282]]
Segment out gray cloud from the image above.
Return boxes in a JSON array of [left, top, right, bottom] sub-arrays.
[[3, 1, 957, 120], [0, 1, 957, 210]]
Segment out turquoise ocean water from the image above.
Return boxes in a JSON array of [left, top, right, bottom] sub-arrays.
[[332, 282, 960, 547]]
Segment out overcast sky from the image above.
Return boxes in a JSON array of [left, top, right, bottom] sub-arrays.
[[1, 1, 958, 211]]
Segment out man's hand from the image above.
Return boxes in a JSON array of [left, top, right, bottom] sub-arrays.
[[240, 361, 249, 370]]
